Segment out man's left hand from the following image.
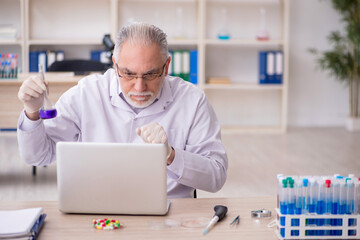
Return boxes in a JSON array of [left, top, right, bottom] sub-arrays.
[[136, 122, 174, 164]]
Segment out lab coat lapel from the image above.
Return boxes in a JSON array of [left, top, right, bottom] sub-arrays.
[[109, 74, 134, 112]]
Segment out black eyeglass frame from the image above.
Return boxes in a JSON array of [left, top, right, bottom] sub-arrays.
[[115, 62, 167, 81]]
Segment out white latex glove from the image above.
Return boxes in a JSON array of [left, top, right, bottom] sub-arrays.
[[18, 75, 47, 114], [136, 122, 172, 160]]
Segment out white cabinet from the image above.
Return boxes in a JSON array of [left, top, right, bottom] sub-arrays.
[[0, 0, 289, 132]]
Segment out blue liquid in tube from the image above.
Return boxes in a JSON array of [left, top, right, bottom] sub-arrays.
[[38, 64, 57, 120], [39, 108, 57, 119]]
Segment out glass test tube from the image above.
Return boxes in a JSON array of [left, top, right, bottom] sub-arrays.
[[38, 64, 57, 119]]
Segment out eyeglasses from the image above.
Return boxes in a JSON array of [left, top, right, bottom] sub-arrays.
[[115, 62, 166, 81]]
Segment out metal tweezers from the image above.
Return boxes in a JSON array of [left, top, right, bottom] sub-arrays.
[[230, 215, 240, 226]]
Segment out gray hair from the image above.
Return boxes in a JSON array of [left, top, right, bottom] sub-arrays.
[[113, 22, 169, 63]]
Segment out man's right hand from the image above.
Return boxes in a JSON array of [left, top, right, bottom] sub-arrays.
[[18, 76, 47, 120]]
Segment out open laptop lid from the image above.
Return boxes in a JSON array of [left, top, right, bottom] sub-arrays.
[[56, 142, 169, 215]]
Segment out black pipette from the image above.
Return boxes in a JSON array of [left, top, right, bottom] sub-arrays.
[[202, 205, 228, 235]]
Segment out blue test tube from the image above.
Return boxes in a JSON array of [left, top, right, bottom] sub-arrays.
[[324, 179, 332, 235], [307, 178, 317, 226], [277, 174, 284, 209], [356, 178, 360, 214], [330, 179, 340, 235], [279, 178, 287, 237], [288, 178, 295, 215], [325, 179, 332, 215], [331, 179, 339, 226], [295, 180, 303, 215], [336, 178, 346, 236], [308, 178, 317, 213], [316, 179, 325, 235], [0, 54, 3, 78], [293, 179, 302, 227], [339, 178, 347, 214], [302, 178, 309, 214], [346, 178, 355, 215], [280, 179, 288, 215], [346, 178, 356, 236]]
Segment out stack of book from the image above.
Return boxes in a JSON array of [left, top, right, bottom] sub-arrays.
[[208, 77, 231, 84], [0, 207, 46, 239]]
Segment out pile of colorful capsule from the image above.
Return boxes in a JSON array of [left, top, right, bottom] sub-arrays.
[[93, 218, 122, 230]]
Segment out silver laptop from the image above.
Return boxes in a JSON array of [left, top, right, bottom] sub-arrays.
[[56, 142, 170, 215]]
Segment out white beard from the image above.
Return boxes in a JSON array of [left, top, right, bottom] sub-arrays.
[[124, 91, 156, 108]]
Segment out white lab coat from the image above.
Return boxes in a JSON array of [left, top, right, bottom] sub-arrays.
[[17, 69, 228, 198]]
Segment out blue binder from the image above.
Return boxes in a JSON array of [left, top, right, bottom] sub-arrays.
[[29, 51, 39, 72], [274, 51, 283, 84], [91, 50, 102, 61], [258, 50, 283, 84], [189, 50, 198, 85], [258, 51, 267, 84]]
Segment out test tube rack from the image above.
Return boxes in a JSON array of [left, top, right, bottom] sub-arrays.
[[275, 208, 360, 239]]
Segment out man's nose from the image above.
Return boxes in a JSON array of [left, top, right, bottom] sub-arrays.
[[134, 77, 146, 92]]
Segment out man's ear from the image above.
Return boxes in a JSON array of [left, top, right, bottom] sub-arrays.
[[164, 56, 171, 76]]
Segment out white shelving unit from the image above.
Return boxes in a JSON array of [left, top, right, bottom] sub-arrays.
[[0, 0, 289, 132]]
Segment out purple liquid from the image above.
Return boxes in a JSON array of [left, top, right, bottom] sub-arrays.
[[39, 108, 57, 119]]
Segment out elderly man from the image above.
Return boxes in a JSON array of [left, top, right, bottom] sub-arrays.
[[17, 22, 228, 198]]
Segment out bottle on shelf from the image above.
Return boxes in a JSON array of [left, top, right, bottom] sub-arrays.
[[256, 8, 270, 41], [217, 8, 231, 40]]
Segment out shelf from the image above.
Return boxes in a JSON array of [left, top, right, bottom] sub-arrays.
[[205, 39, 283, 47], [0, 39, 23, 45], [0, 73, 86, 86], [28, 39, 102, 45], [204, 83, 284, 90]]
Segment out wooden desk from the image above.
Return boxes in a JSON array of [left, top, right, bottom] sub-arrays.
[[1, 197, 278, 240], [0, 73, 83, 129]]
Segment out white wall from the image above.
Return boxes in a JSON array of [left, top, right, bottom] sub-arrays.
[[288, 0, 350, 127]]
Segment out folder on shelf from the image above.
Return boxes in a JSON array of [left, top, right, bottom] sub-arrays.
[[30, 50, 65, 72], [56, 51, 65, 61], [47, 51, 56, 69], [91, 50, 110, 64], [189, 50, 198, 85], [258, 50, 283, 84], [29, 51, 39, 72], [266, 52, 275, 83], [275, 51, 283, 84], [173, 50, 182, 78], [259, 51, 267, 84], [182, 51, 190, 81], [169, 50, 197, 84], [38, 51, 47, 72]]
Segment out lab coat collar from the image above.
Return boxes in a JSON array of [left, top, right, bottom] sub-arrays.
[[109, 72, 174, 117]]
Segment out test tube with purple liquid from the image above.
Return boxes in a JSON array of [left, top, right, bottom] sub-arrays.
[[38, 64, 57, 119]]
